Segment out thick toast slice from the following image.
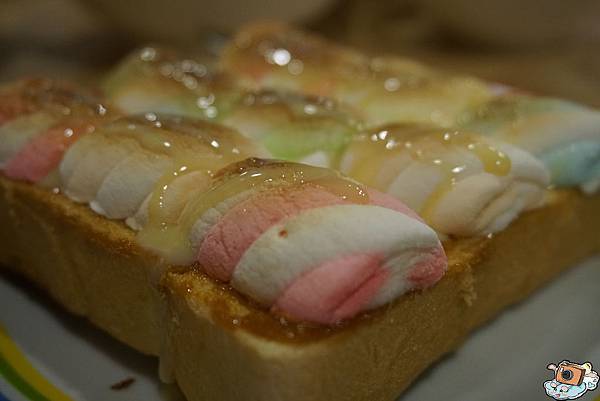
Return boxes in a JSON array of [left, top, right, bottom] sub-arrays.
[[0, 175, 599, 400]]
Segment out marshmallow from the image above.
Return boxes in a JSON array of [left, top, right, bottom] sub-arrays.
[[60, 114, 263, 224], [221, 22, 494, 127], [184, 160, 446, 324], [459, 95, 600, 193], [339, 125, 550, 236], [0, 79, 112, 183], [105, 47, 358, 163]]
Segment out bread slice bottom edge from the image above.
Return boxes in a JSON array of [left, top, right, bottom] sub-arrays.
[[0, 176, 599, 401]]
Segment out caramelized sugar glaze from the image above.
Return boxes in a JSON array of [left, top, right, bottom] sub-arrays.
[[343, 124, 511, 220], [141, 157, 369, 264], [222, 22, 493, 127], [105, 46, 363, 162], [0, 78, 111, 123]]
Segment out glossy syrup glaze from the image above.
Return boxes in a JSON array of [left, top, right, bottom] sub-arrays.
[[105, 46, 241, 121], [345, 124, 511, 220], [107, 46, 364, 149], [230, 89, 361, 126], [224, 22, 367, 95], [456, 94, 582, 136], [140, 157, 369, 265], [0, 79, 114, 154], [224, 23, 480, 99], [0, 79, 116, 187], [222, 89, 362, 161], [0, 78, 111, 124], [90, 113, 261, 261]]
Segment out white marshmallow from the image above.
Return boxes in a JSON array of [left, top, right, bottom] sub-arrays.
[[90, 150, 172, 219], [232, 204, 441, 306], [60, 136, 137, 203]]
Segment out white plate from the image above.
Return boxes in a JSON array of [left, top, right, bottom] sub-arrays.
[[0, 256, 599, 401]]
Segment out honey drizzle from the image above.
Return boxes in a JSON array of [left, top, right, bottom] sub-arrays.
[[347, 125, 511, 221], [137, 160, 217, 262], [139, 158, 369, 265], [146, 160, 216, 225], [15, 79, 111, 121], [235, 90, 355, 123], [123, 47, 241, 121], [229, 27, 437, 101], [89, 114, 255, 263], [0, 79, 113, 143]]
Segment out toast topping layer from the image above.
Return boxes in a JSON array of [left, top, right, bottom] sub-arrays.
[[105, 47, 361, 165], [139, 157, 369, 264], [105, 48, 551, 237], [4, 29, 600, 323], [458, 94, 600, 192], [339, 124, 550, 235], [0, 85, 444, 325], [221, 22, 494, 127], [0, 79, 114, 185], [221, 23, 600, 194]]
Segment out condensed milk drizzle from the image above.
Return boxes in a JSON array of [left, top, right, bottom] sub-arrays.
[[91, 113, 249, 262], [140, 158, 369, 265], [347, 124, 511, 220]]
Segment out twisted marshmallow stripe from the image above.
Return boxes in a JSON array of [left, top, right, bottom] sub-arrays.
[[0, 88, 447, 324]]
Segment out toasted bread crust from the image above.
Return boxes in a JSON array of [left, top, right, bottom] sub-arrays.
[[162, 191, 600, 401], [0, 175, 599, 400], [0, 176, 163, 354]]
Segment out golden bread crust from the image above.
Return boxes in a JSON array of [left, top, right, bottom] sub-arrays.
[[0, 175, 598, 400]]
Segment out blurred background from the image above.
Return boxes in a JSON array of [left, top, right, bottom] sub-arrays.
[[1, 0, 599, 106]]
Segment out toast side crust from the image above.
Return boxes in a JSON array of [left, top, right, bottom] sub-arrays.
[[0, 176, 164, 355], [0, 175, 599, 400], [162, 191, 600, 401]]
